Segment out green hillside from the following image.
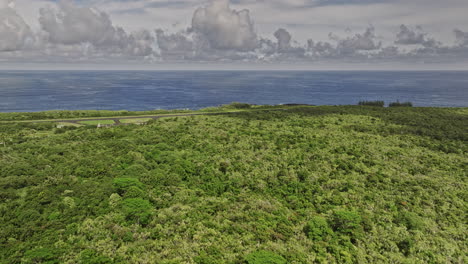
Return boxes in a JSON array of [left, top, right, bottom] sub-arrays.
[[0, 106, 467, 263]]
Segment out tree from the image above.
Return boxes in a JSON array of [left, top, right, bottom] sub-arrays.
[[122, 198, 152, 225], [245, 251, 287, 264]]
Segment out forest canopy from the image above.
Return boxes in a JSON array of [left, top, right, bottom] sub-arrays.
[[0, 105, 467, 263]]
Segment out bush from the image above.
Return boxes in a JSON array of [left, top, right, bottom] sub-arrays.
[[80, 249, 113, 264], [330, 210, 363, 239], [124, 186, 146, 199], [303, 216, 334, 241], [228, 102, 252, 109], [245, 251, 287, 264], [395, 211, 424, 231], [358, 101, 385, 107], [397, 238, 414, 256], [23, 248, 61, 264], [389, 101, 413, 107], [122, 198, 152, 225], [113, 178, 144, 195]]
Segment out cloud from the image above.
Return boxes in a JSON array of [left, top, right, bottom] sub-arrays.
[[332, 26, 381, 55], [39, 0, 154, 56], [0, 0, 34, 52], [155, 29, 194, 60], [272, 28, 305, 57], [2, 0, 468, 66], [306, 26, 381, 59], [454, 29, 468, 47], [274, 28, 291, 51], [307, 40, 335, 57], [395, 24, 438, 48], [190, 0, 259, 51]]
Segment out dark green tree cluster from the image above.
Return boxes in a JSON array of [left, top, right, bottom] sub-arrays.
[[358, 100, 385, 107]]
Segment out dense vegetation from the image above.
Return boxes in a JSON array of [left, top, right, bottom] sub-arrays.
[[357, 101, 385, 107], [389, 101, 413, 107], [0, 103, 280, 122], [0, 105, 467, 263]]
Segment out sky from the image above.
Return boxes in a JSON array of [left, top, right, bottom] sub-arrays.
[[1, 0, 468, 69]]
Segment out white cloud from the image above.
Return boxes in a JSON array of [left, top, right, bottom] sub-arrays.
[[155, 29, 194, 60], [332, 26, 381, 54], [395, 24, 438, 48], [190, 0, 259, 51], [454, 29, 468, 47], [0, 0, 34, 51], [1, 0, 468, 67], [39, 0, 154, 56]]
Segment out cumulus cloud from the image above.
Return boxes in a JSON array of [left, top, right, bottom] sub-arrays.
[[306, 27, 381, 59], [190, 0, 259, 51], [39, 0, 154, 56], [454, 29, 468, 47], [1, 0, 468, 65], [274, 28, 292, 51], [0, 0, 34, 52], [395, 25, 438, 48], [331, 26, 381, 55], [271, 28, 305, 58], [155, 29, 194, 60], [307, 40, 335, 57]]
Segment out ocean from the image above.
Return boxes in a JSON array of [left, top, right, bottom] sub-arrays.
[[0, 71, 467, 112]]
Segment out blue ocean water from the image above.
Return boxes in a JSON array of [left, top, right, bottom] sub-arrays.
[[0, 71, 467, 112]]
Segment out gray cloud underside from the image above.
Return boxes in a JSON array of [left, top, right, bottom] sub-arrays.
[[1, 0, 468, 64]]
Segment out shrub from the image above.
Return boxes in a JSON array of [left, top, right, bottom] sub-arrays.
[[395, 211, 424, 231], [303, 216, 334, 241], [194, 247, 223, 264], [124, 186, 146, 198], [113, 178, 144, 195], [80, 249, 112, 264], [358, 101, 385, 107], [245, 251, 287, 264], [330, 210, 363, 239], [228, 102, 252, 109], [397, 238, 414, 256], [23, 248, 61, 264], [389, 101, 413, 107], [122, 198, 152, 225]]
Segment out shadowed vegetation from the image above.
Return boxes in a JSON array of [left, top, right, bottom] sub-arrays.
[[358, 100, 385, 107]]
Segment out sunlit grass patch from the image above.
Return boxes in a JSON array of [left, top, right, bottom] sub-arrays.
[[120, 118, 152, 124], [57, 122, 82, 127], [79, 120, 115, 125]]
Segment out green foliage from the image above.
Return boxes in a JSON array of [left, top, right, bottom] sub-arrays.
[[0, 105, 466, 263], [124, 186, 146, 198], [389, 101, 413, 107], [227, 102, 252, 109], [113, 178, 144, 195], [358, 100, 385, 107], [245, 251, 287, 264], [303, 216, 334, 241], [122, 198, 152, 225], [395, 211, 425, 231], [23, 248, 61, 264], [194, 247, 224, 264], [397, 237, 415, 256], [330, 210, 363, 239], [79, 249, 112, 264]]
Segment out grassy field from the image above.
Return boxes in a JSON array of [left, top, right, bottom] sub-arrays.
[[0, 105, 466, 263], [57, 122, 83, 127], [78, 120, 115, 125], [0, 103, 292, 123], [120, 118, 153, 124]]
